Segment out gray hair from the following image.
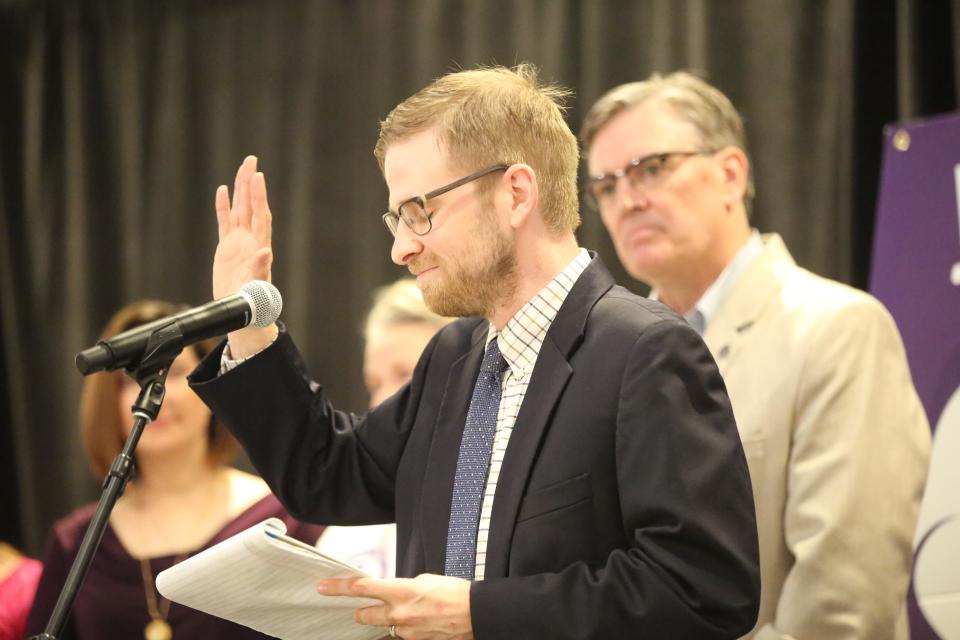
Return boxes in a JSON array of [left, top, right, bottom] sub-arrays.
[[581, 70, 754, 207]]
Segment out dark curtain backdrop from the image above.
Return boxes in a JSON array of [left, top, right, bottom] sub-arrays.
[[1, 0, 957, 555]]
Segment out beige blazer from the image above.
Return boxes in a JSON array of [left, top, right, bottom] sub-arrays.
[[703, 234, 930, 640]]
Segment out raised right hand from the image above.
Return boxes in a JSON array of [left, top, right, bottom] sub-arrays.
[[213, 155, 279, 358]]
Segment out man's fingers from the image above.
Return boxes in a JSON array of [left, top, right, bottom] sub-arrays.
[[354, 604, 391, 627], [234, 176, 249, 229], [318, 577, 412, 601], [215, 185, 230, 239], [318, 575, 470, 636], [250, 172, 272, 244], [238, 156, 258, 228], [231, 155, 257, 205], [317, 576, 367, 597], [231, 155, 257, 229], [230, 160, 246, 224]]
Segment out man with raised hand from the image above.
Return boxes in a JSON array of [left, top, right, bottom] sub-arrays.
[[190, 65, 760, 640]]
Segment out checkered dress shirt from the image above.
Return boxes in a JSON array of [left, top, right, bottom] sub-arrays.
[[472, 248, 591, 580]]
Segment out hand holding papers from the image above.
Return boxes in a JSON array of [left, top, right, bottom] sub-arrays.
[[156, 518, 386, 640]]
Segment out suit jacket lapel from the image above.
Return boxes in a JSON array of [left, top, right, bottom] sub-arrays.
[[704, 234, 794, 375], [482, 256, 614, 578], [419, 322, 488, 574], [482, 339, 572, 578]]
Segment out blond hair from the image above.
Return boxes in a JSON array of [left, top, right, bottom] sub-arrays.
[[581, 70, 755, 206], [364, 279, 453, 344], [374, 63, 581, 233]]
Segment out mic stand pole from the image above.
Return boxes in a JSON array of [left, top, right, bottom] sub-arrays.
[[31, 329, 185, 640]]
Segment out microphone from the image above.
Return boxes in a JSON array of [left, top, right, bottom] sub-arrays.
[[75, 280, 283, 375]]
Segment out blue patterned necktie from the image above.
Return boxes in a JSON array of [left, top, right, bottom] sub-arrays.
[[444, 337, 508, 580]]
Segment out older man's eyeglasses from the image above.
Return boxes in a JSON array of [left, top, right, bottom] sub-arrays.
[[584, 150, 714, 210], [382, 164, 510, 237]]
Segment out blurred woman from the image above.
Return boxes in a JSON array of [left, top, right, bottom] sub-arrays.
[[316, 279, 452, 578], [362, 279, 454, 407], [26, 300, 325, 639]]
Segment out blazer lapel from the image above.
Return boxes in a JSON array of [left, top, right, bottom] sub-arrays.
[[418, 322, 487, 574], [482, 256, 614, 579], [704, 234, 793, 375], [482, 339, 572, 578]]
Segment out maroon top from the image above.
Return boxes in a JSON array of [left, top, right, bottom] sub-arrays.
[[26, 495, 325, 639]]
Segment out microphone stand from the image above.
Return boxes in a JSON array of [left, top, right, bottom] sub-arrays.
[[31, 326, 187, 640]]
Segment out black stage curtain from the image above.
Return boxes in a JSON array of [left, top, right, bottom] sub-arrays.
[[1, 0, 957, 554]]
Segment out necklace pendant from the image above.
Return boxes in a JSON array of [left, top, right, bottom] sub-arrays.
[[144, 617, 172, 640]]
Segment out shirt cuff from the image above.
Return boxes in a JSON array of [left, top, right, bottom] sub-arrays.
[[218, 336, 277, 375]]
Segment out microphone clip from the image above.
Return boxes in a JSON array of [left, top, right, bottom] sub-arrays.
[[128, 320, 186, 382]]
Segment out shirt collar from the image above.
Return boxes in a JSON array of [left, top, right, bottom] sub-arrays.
[[687, 230, 763, 333], [648, 230, 763, 334], [487, 248, 591, 377]]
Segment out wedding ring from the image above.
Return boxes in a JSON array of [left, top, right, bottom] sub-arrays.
[[389, 624, 398, 637]]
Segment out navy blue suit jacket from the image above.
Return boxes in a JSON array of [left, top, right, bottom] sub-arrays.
[[190, 256, 760, 639]]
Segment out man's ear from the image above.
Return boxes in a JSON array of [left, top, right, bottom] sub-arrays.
[[714, 146, 749, 209], [501, 164, 538, 229]]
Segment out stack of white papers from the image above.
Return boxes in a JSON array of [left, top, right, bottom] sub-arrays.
[[156, 518, 386, 640]]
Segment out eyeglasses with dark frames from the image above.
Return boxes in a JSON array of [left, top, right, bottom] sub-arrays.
[[584, 150, 714, 210], [382, 164, 510, 237]]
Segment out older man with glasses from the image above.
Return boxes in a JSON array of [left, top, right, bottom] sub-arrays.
[[188, 64, 761, 639], [582, 70, 930, 640]]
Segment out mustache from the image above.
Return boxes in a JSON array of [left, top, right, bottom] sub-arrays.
[[408, 256, 440, 276]]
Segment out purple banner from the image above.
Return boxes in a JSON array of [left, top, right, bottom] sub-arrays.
[[870, 111, 960, 640]]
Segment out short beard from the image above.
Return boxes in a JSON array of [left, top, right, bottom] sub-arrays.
[[421, 224, 518, 319]]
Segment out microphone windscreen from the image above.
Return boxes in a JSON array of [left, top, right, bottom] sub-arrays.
[[239, 280, 283, 327]]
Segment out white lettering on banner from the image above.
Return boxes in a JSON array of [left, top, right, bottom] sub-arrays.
[[951, 164, 960, 286]]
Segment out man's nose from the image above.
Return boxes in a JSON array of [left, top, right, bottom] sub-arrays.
[[616, 176, 649, 212], [390, 220, 424, 266]]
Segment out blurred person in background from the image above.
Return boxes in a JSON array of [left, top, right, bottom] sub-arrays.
[[362, 279, 454, 408], [316, 278, 453, 578], [26, 300, 325, 639], [0, 541, 42, 639], [581, 70, 930, 640]]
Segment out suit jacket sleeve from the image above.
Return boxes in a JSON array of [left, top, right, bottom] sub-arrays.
[[190, 325, 434, 525], [757, 296, 930, 639], [470, 318, 760, 640]]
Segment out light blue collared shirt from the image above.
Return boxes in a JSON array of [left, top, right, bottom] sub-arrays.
[[653, 230, 764, 335]]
